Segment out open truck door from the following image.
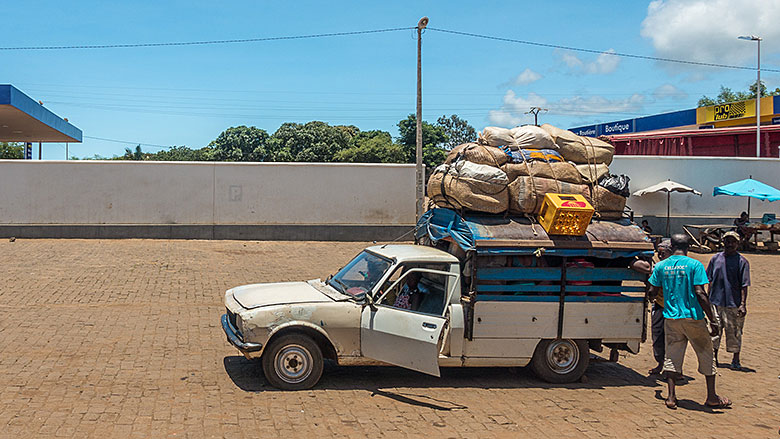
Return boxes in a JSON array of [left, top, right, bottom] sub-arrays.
[[359, 268, 457, 377]]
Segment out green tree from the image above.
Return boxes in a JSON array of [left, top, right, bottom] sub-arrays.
[[698, 81, 780, 106], [149, 145, 214, 161], [122, 145, 146, 161], [436, 114, 476, 150], [334, 130, 405, 163], [209, 126, 270, 161], [397, 114, 447, 168], [0, 142, 24, 159], [267, 121, 352, 162]]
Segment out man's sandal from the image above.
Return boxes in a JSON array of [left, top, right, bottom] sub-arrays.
[[704, 396, 732, 409]]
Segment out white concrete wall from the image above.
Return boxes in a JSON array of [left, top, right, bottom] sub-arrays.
[[0, 161, 416, 225], [611, 156, 780, 219], [1, 157, 777, 228]]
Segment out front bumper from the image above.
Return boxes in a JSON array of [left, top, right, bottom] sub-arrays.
[[221, 314, 263, 354]]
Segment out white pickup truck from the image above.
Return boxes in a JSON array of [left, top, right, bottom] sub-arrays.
[[221, 208, 652, 390]]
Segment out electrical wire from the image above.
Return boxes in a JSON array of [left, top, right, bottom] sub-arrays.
[[428, 27, 780, 73], [0, 27, 414, 51], [83, 135, 171, 150]]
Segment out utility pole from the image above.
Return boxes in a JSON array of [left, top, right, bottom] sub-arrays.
[[526, 107, 548, 126], [415, 16, 429, 222], [738, 35, 762, 157]]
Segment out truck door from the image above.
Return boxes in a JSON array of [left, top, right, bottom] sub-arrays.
[[360, 268, 456, 377]]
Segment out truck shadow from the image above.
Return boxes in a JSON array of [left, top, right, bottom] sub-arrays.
[[223, 355, 662, 396]]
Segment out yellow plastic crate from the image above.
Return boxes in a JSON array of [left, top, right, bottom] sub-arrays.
[[538, 193, 594, 236]]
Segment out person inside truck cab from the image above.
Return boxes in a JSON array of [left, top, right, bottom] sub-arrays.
[[393, 272, 429, 311]]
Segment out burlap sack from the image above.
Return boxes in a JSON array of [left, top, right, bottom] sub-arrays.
[[541, 124, 615, 165], [510, 125, 557, 150], [576, 163, 610, 184], [428, 166, 509, 214], [478, 127, 517, 148], [590, 185, 626, 213], [445, 143, 508, 167], [507, 176, 591, 214], [501, 161, 582, 184]]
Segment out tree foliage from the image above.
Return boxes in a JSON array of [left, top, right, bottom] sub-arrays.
[[209, 125, 269, 161], [397, 114, 447, 169], [149, 145, 213, 161], [0, 142, 24, 159], [266, 121, 353, 162], [334, 130, 405, 163], [698, 81, 780, 106], [437, 114, 476, 150], [70, 114, 476, 168]]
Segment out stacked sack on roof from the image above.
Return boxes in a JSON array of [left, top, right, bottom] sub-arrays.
[[428, 124, 630, 219]]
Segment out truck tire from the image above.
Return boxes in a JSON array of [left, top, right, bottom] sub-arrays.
[[262, 333, 323, 390], [530, 339, 589, 384]]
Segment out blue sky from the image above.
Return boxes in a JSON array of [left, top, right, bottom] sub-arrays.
[[2, 0, 778, 159]]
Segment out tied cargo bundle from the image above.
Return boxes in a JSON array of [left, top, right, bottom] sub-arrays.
[[541, 124, 615, 165], [428, 162, 509, 214], [507, 176, 591, 214], [445, 143, 508, 167], [501, 161, 583, 184]]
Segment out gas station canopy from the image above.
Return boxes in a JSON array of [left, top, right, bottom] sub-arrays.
[[0, 84, 82, 143]]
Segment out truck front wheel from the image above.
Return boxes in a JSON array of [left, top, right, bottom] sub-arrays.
[[262, 333, 324, 390], [530, 339, 589, 384]]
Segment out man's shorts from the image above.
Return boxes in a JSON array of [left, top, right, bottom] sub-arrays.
[[663, 318, 716, 377]]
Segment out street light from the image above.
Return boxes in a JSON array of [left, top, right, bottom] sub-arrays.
[[738, 35, 762, 158], [415, 16, 428, 222]]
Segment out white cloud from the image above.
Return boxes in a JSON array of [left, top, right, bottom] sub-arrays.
[[487, 110, 527, 127], [561, 53, 584, 69], [488, 90, 646, 126], [652, 84, 688, 100], [514, 68, 543, 85], [585, 49, 620, 74], [557, 49, 621, 75], [641, 0, 780, 68]]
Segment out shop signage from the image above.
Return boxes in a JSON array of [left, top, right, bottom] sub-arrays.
[[699, 99, 755, 124], [601, 119, 634, 135], [572, 126, 597, 137]]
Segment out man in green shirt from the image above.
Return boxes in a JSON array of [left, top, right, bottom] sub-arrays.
[[648, 234, 731, 410]]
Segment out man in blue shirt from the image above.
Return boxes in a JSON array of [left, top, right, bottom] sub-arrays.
[[707, 231, 750, 370], [648, 234, 731, 410]]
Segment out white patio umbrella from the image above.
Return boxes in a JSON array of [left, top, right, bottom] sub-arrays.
[[633, 179, 702, 237]]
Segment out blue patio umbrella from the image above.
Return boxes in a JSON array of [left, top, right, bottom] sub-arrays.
[[713, 177, 780, 217]]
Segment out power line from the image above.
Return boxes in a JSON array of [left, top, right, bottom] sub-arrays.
[[0, 27, 414, 50], [83, 135, 171, 150], [428, 27, 780, 73]]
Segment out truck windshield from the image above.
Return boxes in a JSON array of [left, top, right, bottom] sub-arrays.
[[328, 251, 392, 297]]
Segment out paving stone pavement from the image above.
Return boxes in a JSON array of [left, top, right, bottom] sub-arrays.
[[0, 239, 778, 438]]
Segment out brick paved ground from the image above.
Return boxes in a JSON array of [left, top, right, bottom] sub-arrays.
[[0, 239, 778, 438]]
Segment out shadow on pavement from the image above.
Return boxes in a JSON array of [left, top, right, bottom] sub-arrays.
[[223, 355, 662, 395]]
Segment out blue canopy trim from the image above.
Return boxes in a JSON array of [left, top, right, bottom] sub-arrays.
[[713, 178, 780, 202]]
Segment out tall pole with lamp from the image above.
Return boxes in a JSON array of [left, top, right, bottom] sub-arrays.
[[415, 17, 429, 222], [738, 35, 761, 158]]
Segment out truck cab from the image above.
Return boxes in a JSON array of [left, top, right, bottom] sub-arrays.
[[222, 208, 654, 390]]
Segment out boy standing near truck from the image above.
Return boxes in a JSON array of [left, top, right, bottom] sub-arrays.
[[707, 231, 750, 370], [647, 235, 731, 410]]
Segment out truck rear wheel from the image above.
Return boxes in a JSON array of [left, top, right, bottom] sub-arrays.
[[262, 333, 323, 390], [530, 339, 589, 384]]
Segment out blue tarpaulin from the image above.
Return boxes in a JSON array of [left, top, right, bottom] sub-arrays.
[[416, 208, 476, 251], [713, 178, 780, 202]]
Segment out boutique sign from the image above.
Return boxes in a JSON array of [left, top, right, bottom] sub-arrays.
[[601, 120, 634, 134]]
